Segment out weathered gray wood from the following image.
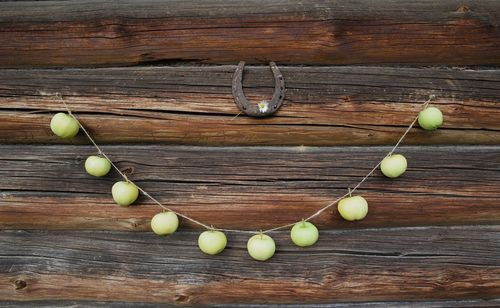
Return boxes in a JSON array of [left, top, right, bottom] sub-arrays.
[[1, 66, 499, 145], [1, 299, 500, 307], [1, 226, 499, 304], [1, 145, 499, 230], [0, 0, 499, 67]]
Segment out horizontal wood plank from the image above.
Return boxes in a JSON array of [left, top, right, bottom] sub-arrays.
[[1, 226, 499, 304], [1, 66, 499, 145], [1, 145, 498, 231], [0, 0, 499, 67], [2, 299, 500, 308]]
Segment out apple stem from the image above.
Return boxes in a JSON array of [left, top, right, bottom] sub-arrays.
[[348, 187, 352, 197]]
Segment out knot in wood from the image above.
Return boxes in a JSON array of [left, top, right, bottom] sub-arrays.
[[14, 279, 27, 290], [174, 293, 190, 303], [120, 166, 135, 177]]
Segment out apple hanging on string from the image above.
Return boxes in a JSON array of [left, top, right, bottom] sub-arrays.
[[290, 221, 319, 247], [85, 155, 111, 177], [198, 230, 227, 255], [151, 211, 179, 236], [247, 233, 276, 261], [50, 113, 79, 139], [48, 96, 440, 260], [418, 107, 443, 130], [380, 154, 407, 178], [112, 181, 139, 206], [338, 195, 368, 221]]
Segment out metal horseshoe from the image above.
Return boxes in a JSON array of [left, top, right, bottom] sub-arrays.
[[232, 61, 285, 117]]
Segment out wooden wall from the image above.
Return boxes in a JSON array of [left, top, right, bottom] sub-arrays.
[[0, 0, 499, 306]]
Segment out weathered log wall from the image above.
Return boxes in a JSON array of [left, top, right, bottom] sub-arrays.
[[0, 0, 499, 67], [0, 66, 499, 145], [1, 227, 499, 305], [0, 145, 498, 230], [0, 0, 499, 306]]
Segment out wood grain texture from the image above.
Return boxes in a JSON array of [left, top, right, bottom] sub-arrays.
[[0, 0, 499, 67], [1, 1, 499, 305], [1, 66, 499, 146], [2, 300, 500, 308], [1, 145, 498, 231], [1, 227, 499, 304]]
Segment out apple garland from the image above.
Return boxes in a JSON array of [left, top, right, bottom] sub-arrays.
[[50, 96, 443, 261]]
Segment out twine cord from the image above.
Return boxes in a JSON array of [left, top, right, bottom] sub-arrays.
[[55, 93, 434, 235]]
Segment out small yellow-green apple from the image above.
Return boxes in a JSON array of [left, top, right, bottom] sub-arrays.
[[198, 230, 227, 255], [418, 107, 443, 130], [111, 181, 139, 206], [380, 154, 407, 178], [290, 221, 319, 247], [338, 195, 368, 221], [247, 233, 276, 261], [151, 211, 179, 236], [85, 155, 111, 177], [50, 113, 79, 139]]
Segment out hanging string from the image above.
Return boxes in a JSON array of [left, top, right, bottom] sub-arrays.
[[55, 93, 434, 235], [267, 95, 434, 232], [56, 94, 216, 232]]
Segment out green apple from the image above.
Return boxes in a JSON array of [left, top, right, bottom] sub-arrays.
[[85, 155, 111, 177], [338, 195, 368, 221], [247, 233, 276, 261], [418, 107, 443, 130], [50, 112, 79, 139], [151, 211, 179, 236], [111, 181, 139, 206], [290, 221, 319, 247], [380, 154, 407, 178], [198, 230, 227, 255]]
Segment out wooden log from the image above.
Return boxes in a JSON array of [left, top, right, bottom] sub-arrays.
[[1, 145, 498, 231], [1, 66, 499, 145], [1, 226, 499, 304], [2, 299, 500, 308], [0, 0, 499, 67]]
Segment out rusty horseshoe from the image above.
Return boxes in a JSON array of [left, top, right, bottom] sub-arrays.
[[231, 61, 285, 117]]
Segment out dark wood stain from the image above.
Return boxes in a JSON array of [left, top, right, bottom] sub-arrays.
[[0, 66, 499, 145], [0, 0, 499, 306], [0, 145, 498, 231], [0, 0, 499, 67], [0, 227, 499, 304]]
